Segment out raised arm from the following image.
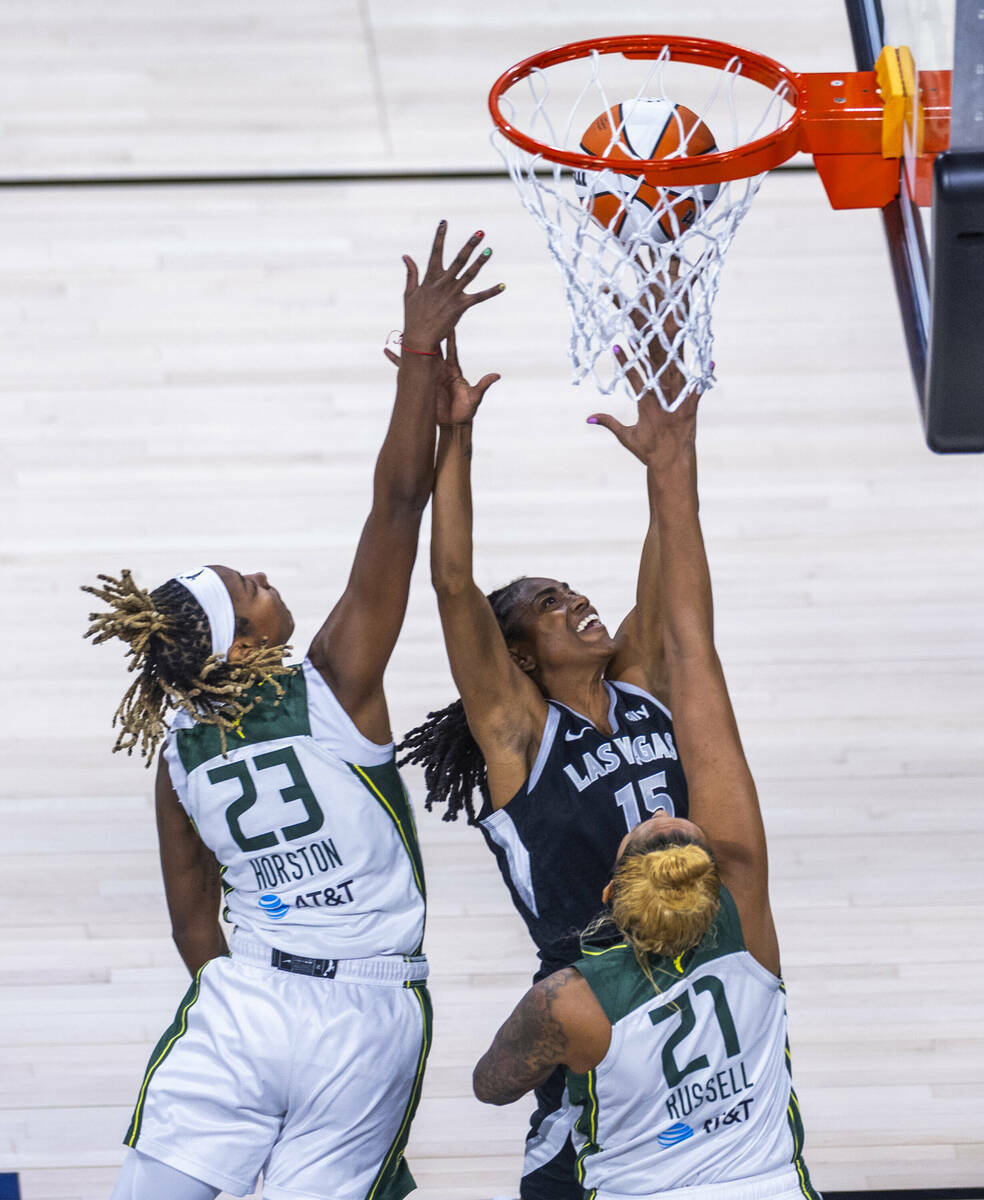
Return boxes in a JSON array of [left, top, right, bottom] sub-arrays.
[[592, 389, 779, 975], [605, 485, 667, 702], [596, 283, 689, 701], [430, 337, 548, 805], [309, 224, 502, 743]]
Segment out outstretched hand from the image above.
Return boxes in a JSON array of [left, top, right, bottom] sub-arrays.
[[385, 328, 500, 425], [588, 385, 697, 470], [589, 257, 699, 467], [400, 221, 505, 353]]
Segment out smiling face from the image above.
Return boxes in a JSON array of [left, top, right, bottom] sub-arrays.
[[504, 577, 617, 677], [210, 565, 294, 657]]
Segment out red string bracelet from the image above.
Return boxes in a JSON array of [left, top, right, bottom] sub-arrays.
[[387, 330, 439, 357]]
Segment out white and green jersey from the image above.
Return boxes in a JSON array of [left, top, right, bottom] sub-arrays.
[[162, 659, 425, 959], [569, 888, 817, 1200]]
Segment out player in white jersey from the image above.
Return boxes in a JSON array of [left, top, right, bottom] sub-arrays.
[[82, 223, 504, 1200], [472, 361, 819, 1200]]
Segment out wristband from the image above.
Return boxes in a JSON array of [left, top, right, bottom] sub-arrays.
[[387, 330, 439, 357]]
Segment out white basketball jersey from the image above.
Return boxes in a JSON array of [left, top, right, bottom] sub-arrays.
[[162, 659, 425, 959], [569, 889, 817, 1199]]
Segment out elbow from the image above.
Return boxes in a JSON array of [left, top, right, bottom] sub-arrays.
[[431, 571, 471, 598], [472, 1064, 512, 1107], [373, 463, 433, 518], [376, 488, 430, 522], [431, 559, 473, 597], [170, 916, 195, 948], [169, 914, 217, 953]]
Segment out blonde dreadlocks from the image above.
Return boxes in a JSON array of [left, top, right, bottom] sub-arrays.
[[83, 569, 296, 764]]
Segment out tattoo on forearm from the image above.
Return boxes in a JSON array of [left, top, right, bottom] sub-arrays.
[[474, 970, 573, 1105]]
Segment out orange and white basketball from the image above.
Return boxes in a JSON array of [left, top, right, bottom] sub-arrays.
[[573, 98, 720, 243]]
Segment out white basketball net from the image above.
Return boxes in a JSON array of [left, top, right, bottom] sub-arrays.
[[493, 46, 793, 409]]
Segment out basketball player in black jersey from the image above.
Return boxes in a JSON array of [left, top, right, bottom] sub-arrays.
[[399, 313, 690, 1200]]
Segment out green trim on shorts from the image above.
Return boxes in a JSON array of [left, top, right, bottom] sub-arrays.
[[782, 1027, 819, 1200], [124, 961, 209, 1147], [363, 982, 433, 1200], [571, 1066, 601, 1185]]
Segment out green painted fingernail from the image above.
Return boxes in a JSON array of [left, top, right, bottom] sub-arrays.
[[482, 248, 492, 257]]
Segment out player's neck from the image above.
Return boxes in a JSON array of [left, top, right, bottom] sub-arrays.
[[542, 667, 612, 734]]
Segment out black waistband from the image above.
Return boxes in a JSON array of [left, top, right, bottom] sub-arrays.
[[270, 948, 338, 978]]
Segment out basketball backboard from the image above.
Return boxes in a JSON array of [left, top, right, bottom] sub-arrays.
[[845, 0, 984, 452]]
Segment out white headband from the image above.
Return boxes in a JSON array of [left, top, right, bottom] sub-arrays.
[[174, 567, 236, 660]]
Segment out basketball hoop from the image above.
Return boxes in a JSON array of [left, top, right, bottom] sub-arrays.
[[489, 35, 947, 409]]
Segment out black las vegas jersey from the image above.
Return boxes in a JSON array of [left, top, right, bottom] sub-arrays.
[[478, 679, 688, 976]]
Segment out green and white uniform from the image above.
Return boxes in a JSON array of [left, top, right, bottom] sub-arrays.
[[164, 657, 425, 958], [125, 659, 430, 1200], [569, 888, 818, 1200]]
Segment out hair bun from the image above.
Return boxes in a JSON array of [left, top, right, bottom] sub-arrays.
[[645, 842, 713, 886], [611, 838, 721, 963]]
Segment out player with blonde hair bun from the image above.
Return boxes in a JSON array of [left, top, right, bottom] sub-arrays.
[[474, 368, 819, 1200], [605, 833, 721, 966]]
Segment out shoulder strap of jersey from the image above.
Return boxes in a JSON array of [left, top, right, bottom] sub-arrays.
[[687, 885, 745, 969], [574, 886, 746, 1025], [574, 943, 657, 1025], [174, 665, 309, 775], [609, 677, 673, 721], [302, 659, 394, 766], [527, 704, 561, 792]]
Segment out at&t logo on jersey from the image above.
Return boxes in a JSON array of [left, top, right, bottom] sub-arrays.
[[258, 893, 291, 920], [656, 1122, 694, 1148], [703, 1098, 754, 1134]]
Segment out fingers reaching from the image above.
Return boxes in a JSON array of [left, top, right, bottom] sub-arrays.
[[403, 221, 505, 346], [445, 328, 460, 373], [613, 343, 645, 397], [446, 230, 485, 280], [586, 411, 630, 444], [425, 220, 448, 278], [458, 246, 492, 289], [474, 373, 501, 404], [402, 255, 419, 297], [465, 281, 506, 308]]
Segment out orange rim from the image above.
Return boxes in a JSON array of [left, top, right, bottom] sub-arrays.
[[488, 35, 803, 185]]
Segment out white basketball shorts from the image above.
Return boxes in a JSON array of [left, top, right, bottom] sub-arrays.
[[124, 936, 431, 1200], [591, 1166, 817, 1200]]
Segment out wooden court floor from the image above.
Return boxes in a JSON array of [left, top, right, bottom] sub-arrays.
[[0, 170, 982, 1199]]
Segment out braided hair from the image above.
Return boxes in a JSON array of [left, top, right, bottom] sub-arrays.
[[83, 569, 295, 764], [397, 577, 530, 823]]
